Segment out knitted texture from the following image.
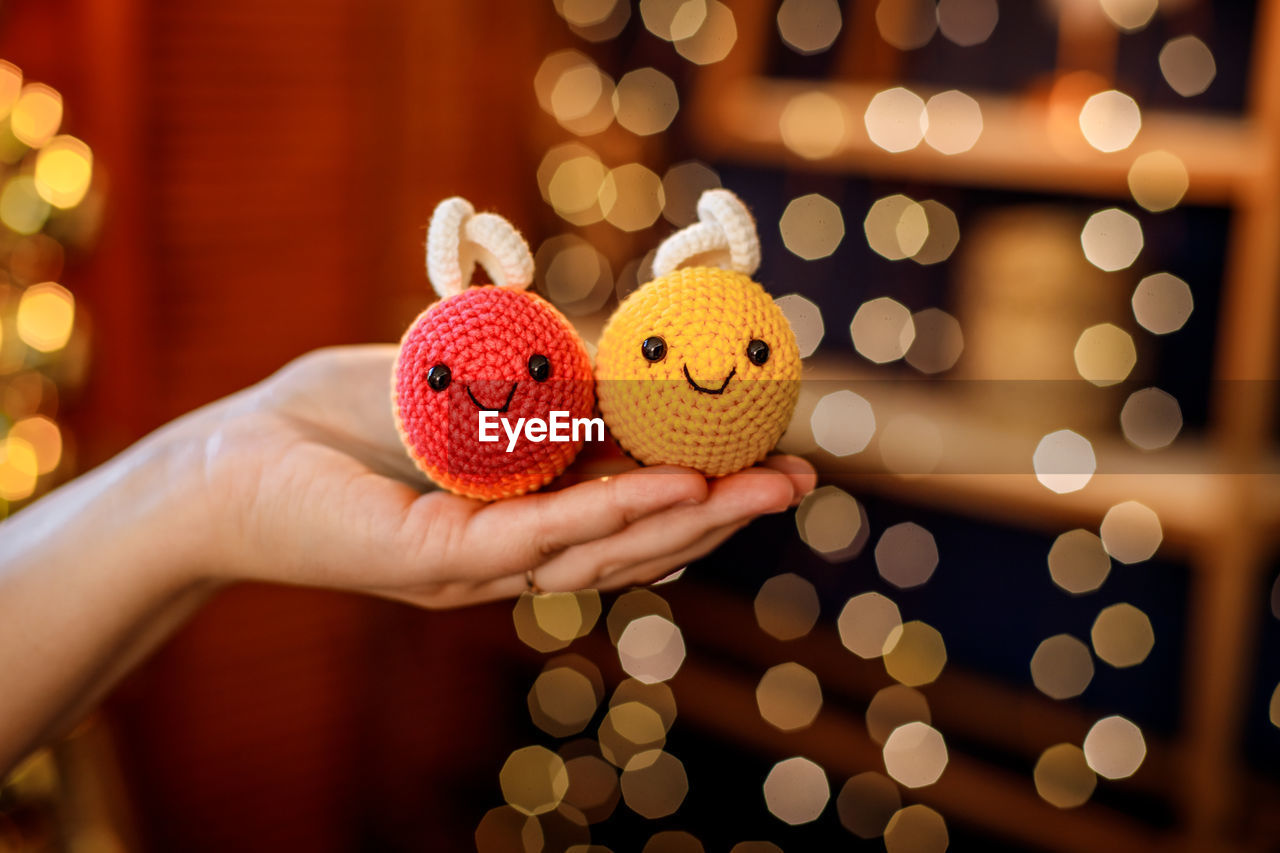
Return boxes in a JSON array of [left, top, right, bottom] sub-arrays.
[[394, 286, 595, 500], [426, 198, 536, 297], [595, 267, 800, 476], [653, 189, 761, 278]]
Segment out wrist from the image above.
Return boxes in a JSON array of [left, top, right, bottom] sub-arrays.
[[72, 417, 229, 598]]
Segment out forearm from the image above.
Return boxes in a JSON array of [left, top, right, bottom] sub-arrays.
[[0, 424, 216, 774]]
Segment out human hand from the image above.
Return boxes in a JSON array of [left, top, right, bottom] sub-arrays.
[[183, 345, 815, 608]]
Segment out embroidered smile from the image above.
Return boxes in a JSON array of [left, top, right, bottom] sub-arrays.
[[682, 364, 735, 395], [466, 383, 518, 413]]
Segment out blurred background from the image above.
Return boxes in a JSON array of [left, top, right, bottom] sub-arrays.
[[1, 0, 1279, 850]]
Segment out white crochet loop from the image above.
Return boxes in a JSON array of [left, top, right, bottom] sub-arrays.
[[652, 189, 761, 278], [425, 196, 535, 298]]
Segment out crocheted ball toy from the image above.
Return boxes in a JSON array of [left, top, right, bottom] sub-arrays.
[[595, 190, 801, 476], [393, 198, 595, 500]]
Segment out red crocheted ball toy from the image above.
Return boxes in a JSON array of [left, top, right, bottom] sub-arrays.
[[393, 198, 595, 500]]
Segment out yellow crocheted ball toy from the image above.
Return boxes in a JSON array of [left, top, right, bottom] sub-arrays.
[[595, 190, 801, 476]]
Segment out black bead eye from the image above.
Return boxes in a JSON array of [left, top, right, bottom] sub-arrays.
[[426, 364, 451, 392], [528, 353, 551, 382], [746, 339, 770, 366], [641, 336, 667, 362]]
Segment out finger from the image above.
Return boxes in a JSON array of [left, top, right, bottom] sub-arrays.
[[458, 466, 709, 577], [530, 466, 794, 591], [760, 454, 818, 505]]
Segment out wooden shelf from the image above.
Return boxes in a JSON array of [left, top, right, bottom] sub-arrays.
[[783, 356, 1280, 556], [690, 78, 1261, 205]]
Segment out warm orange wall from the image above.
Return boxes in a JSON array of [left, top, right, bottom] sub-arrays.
[[1, 1, 563, 848]]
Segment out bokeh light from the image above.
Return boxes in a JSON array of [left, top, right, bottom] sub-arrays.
[[875, 522, 939, 588], [754, 572, 820, 641], [864, 194, 924, 261], [537, 51, 615, 136], [1033, 429, 1096, 494], [1083, 715, 1147, 779], [810, 390, 876, 457], [905, 308, 963, 373], [537, 234, 614, 315], [33, 136, 92, 209], [1078, 91, 1141, 153], [617, 614, 686, 683], [882, 721, 948, 788], [1074, 323, 1137, 386], [1048, 529, 1112, 594], [1132, 272, 1193, 334], [599, 701, 667, 769], [883, 804, 948, 853], [10, 84, 62, 148], [612, 68, 679, 136], [923, 90, 982, 155], [756, 662, 824, 731], [763, 757, 829, 825], [560, 745, 620, 824], [878, 414, 944, 476], [936, 0, 998, 46], [0, 438, 38, 502], [1080, 208, 1144, 272], [528, 656, 603, 738], [1034, 744, 1097, 808], [0, 177, 52, 236], [643, 831, 705, 853], [1099, 501, 1163, 563], [661, 160, 721, 226], [607, 589, 673, 645], [1091, 603, 1155, 668], [16, 282, 74, 353], [1159, 35, 1216, 97], [836, 772, 901, 839], [673, 1, 737, 66], [864, 87, 926, 153], [780, 91, 847, 160], [911, 201, 961, 265], [621, 750, 688, 818], [611, 679, 677, 733], [474, 806, 534, 853], [0, 61, 21, 118], [1127, 150, 1188, 213], [874, 0, 937, 50], [599, 163, 665, 232], [774, 294, 825, 358], [1099, 0, 1157, 31], [639, 0, 702, 41], [1030, 634, 1095, 699], [500, 746, 570, 816], [545, 148, 608, 226], [851, 297, 916, 363], [9, 417, 61, 476], [839, 592, 902, 659], [776, 0, 842, 55], [729, 844, 782, 853], [779, 193, 845, 260], [556, 0, 631, 42], [882, 620, 947, 686], [1121, 387, 1182, 450], [866, 684, 931, 745]]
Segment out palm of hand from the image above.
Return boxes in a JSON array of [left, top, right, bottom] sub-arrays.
[[194, 346, 813, 608]]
